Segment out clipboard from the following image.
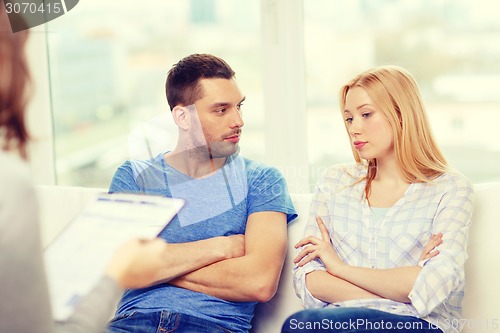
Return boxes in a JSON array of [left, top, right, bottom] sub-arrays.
[[43, 192, 184, 321]]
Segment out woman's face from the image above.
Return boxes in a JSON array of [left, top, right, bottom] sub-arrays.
[[343, 86, 395, 162]]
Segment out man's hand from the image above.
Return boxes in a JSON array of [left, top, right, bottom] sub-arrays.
[[216, 234, 245, 260], [167, 211, 287, 302]]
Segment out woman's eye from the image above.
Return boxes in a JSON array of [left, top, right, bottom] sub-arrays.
[[345, 117, 353, 123], [362, 113, 371, 118]]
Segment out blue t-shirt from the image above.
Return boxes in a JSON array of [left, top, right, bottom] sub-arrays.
[[109, 153, 297, 332]]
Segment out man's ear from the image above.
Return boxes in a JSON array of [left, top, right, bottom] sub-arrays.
[[171, 105, 190, 130]]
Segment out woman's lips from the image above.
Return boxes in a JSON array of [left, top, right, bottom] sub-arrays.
[[353, 141, 367, 150]]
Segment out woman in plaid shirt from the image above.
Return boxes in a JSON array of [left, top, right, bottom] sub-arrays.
[[283, 66, 474, 333]]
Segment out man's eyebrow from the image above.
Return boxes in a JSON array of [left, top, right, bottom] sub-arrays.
[[209, 96, 246, 109], [209, 102, 230, 109]]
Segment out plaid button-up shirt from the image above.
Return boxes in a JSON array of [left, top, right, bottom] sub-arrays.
[[293, 163, 474, 333]]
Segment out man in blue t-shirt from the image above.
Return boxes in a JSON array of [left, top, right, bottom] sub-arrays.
[[106, 54, 297, 333]]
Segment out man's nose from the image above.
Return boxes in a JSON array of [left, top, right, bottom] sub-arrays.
[[230, 108, 244, 128]]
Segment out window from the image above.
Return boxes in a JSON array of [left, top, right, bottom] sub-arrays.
[[42, 0, 500, 191], [304, 0, 500, 185], [46, 0, 262, 187]]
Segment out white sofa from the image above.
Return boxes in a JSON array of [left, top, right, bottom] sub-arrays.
[[36, 184, 500, 333]]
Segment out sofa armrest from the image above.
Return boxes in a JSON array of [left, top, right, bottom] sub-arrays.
[[250, 194, 311, 333], [35, 185, 106, 247]]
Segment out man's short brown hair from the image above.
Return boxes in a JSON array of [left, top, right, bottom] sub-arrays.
[[165, 54, 235, 111]]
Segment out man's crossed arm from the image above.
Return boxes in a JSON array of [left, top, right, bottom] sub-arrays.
[[154, 211, 288, 303]]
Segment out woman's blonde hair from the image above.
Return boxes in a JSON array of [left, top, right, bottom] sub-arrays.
[[339, 65, 448, 198]]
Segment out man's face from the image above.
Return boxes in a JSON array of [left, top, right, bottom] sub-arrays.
[[192, 78, 245, 158]]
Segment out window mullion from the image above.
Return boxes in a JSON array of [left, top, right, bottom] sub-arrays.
[[260, 0, 309, 193]]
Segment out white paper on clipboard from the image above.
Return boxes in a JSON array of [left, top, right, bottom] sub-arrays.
[[43, 192, 184, 321]]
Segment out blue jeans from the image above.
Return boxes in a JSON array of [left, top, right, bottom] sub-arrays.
[[106, 310, 234, 333], [282, 308, 443, 333]]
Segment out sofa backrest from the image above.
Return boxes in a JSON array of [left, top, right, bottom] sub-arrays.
[[462, 183, 500, 332], [36, 185, 107, 247], [35, 184, 500, 333]]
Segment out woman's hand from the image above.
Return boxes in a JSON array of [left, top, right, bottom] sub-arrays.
[[419, 232, 443, 262], [293, 217, 346, 274]]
